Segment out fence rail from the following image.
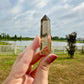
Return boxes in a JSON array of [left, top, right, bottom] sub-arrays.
[[0, 45, 84, 55]]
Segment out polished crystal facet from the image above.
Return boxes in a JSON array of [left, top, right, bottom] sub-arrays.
[[40, 15, 51, 55]]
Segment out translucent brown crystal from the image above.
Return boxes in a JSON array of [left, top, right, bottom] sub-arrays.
[[40, 15, 51, 55]]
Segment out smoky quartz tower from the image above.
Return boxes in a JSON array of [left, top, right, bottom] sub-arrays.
[[40, 15, 51, 55]]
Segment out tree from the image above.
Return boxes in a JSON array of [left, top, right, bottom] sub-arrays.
[[52, 36, 59, 40], [6, 34, 10, 39], [19, 35, 22, 40], [14, 34, 17, 40], [0, 35, 3, 39], [1, 33, 6, 39], [66, 32, 77, 58]]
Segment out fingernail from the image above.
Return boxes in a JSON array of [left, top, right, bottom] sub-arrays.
[[44, 46, 48, 49], [47, 55, 57, 64]]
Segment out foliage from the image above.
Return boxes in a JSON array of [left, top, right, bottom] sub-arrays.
[[51, 36, 66, 40], [66, 32, 77, 58], [0, 33, 34, 41]]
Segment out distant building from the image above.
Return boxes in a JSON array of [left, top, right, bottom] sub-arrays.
[[77, 38, 84, 41]]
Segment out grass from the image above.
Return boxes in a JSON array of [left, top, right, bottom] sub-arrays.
[[48, 54, 84, 84], [77, 41, 84, 43], [52, 40, 84, 43], [0, 55, 16, 84], [0, 54, 84, 84], [0, 42, 9, 45]]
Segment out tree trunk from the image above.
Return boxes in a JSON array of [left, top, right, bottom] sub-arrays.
[[70, 55, 74, 59]]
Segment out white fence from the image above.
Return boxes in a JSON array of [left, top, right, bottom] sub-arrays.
[[0, 45, 27, 55], [0, 45, 84, 55]]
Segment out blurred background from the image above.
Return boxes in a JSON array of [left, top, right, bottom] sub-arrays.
[[0, 0, 84, 84]]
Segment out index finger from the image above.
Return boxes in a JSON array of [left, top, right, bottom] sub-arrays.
[[21, 36, 40, 66], [10, 36, 40, 78]]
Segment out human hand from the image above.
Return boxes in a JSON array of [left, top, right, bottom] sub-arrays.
[[2, 36, 57, 84]]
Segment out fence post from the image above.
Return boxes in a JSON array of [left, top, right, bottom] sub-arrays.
[[15, 45, 17, 55], [64, 49, 66, 53], [82, 45, 84, 53], [64, 46, 66, 53]]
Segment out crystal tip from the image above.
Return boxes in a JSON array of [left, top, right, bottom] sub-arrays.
[[41, 15, 50, 21]]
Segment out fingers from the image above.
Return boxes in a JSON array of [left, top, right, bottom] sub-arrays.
[[21, 36, 40, 65], [23, 75, 34, 84], [31, 52, 47, 65], [31, 52, 41, 65], [16, 35, 40, 62], [11, 36, 40, 78], [33, 54, 57, 84], [26, 65, 33, 74], [30, 67, 37, 78], [30, 35, 40, 51], [31, 46, 51, 65]]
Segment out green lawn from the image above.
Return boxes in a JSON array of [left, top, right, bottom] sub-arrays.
[[0, 42, 9, 45], [0, 54, 84, 84]]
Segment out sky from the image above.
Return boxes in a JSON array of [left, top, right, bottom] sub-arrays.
[[0, 0, 84, 38]]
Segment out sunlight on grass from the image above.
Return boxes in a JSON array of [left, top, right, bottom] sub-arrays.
[[0, 54, 84, 84]]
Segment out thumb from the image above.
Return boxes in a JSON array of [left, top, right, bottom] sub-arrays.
[[33, 54, 57, 84]]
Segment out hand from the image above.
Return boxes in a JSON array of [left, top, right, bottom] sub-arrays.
[[2, 36, 57, 84]]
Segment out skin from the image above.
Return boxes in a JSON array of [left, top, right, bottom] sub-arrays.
[[2, 36, 57, 84]]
